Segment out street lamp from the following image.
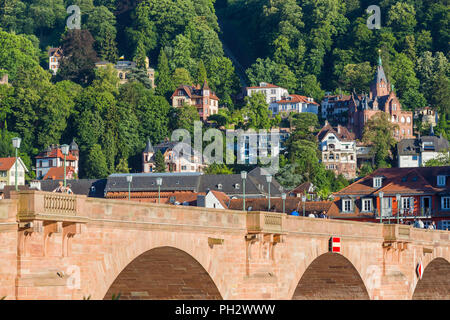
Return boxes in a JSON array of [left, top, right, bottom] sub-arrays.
[[61, 144, 69, 189], [11, 137, 21, 191], [281, 193, 286, 214], [379, 191, 384, 224], [396, 194, 401, 224], [156, 177, 162, 204], [266, 174, 272, 211], [302, 194, 306, 217], [126, 175, 132, 200], [241, 171, 247, 211]]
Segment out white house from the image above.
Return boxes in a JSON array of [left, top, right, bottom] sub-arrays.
[[197, 190, 230, 209], [0, 157, 28, 187], [317, 123, 357, 179], [397, 135, 449, 168], [246, 82, 289, 105], [35, 141, 79, 179], [270, 94, 319, 117], [48, 47, 62, 75]]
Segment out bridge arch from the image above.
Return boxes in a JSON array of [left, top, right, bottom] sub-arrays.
[[103, 246, 222, 300], [412, 257, 450, 300], [291, 252, 370, 300]]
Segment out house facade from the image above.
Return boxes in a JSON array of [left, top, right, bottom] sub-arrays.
[[35, 140, 79, 179], [397, 135, 449, 167], [414, 107, 438, 128], [317, 123, 357, 179], [95, 57, 156, 88], [0, 157, 28, 187], [330, 166, 450, 230], [347, 56, 414, 141], [321, 94, 351, 123], [171, 80, 219, 121], [48, 47, 62, 75], [269, 94, 319, 117], [142, 139, 206, 173], [246, 82, 289, 105]]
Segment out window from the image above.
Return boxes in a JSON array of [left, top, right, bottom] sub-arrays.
[[0, 171, 6, 177], [271, 89, 276, 94], [49, 160, 53, 167], [181, 165, 187, 171], [362, 198, 372, 212], [373, 177, 382, 188], [442, 197, 450, 210], [217, 183, 222, 190], [402, 129, 405, 135], [401, 117, 405, 123], [336, 154, 339, 160], [437, 175, 446, 187], [406, 117, 411, 123], [270, 97, 276, 103], [342, 199, 353, 213], [412, 156, 418, 161]]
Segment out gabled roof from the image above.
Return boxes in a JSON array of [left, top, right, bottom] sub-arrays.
[[275, 94, 319, 106], [48, 47, 62, 57], [35, 147, 77, 161], [317, 123, 355, 142], [0, 157, 28, 172], [397, 136, 449, 156], [43, 166, 75, 180], [290, 182, 315, 195], [334, 166, 450, 196], [143, 139, 154, 153], [209, 190, 230, 208], [171, 81, 219, 100]]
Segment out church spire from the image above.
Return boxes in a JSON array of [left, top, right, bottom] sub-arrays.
[[378, 49, 382, 66]]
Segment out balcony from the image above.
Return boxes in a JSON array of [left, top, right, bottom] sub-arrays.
[[14, 190, 88, 223]]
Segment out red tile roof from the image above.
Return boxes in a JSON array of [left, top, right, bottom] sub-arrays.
[[275, 94, 319, 106], [210, 190, 230, 208], [247, 83, 280, 89], [171, 82, 220, 101], [35, 148, 77, 161], [0, 157, 17, 171], [43, 166, 75, 180], [334, 166, 450, 196]]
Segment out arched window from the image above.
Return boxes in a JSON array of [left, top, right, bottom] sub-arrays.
[[406, 117, 411, 123], [401, 117, 405, 123]]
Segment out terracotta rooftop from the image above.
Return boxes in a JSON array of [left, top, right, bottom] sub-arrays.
[[43, 166, 75, 180], [275, 94, 319, 106], [334, 166, 450, 197], [317, 123, 355, 142], [0, 157, 18, 171]]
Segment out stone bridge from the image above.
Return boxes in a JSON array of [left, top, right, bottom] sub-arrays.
[[0, 190, 448, 300]]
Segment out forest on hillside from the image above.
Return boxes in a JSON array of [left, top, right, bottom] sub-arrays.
[[0, 0, 448, 188]]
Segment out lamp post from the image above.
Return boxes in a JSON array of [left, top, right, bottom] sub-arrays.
[[126, 175, 132, 200], [302, 194, 306, 217], [396, 194, 401, 224], [61, 144, 69, 189], [156, 177, 162, 204], [11, 137, 21, 191], [379, 191, 384, 224], [281, 193, 286, 214], [266, 175, 272, 211], [241, 171, 247, 211]]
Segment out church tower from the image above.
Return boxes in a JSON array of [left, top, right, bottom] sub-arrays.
[[369, 53, 390, 99]]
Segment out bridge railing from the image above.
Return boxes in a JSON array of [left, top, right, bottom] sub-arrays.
[[13, 190, 87, 222], [247, 211, 284, 234]]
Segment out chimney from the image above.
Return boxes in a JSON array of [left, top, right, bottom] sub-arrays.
[[337, 126, 341, 134]]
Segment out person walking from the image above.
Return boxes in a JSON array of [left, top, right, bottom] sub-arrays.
[[418, 219, 424, 229], [53, 181, 64, 193], [428, 221, 436, 230]]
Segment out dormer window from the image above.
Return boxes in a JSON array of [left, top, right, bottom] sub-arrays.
[[437, 175, 446, 187], [217, 183, 222, 190], [234, 183, 240, 190], [373, 177, 382, 188]]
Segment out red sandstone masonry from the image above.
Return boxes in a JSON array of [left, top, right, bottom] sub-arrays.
[[0, 191, 449, 300]]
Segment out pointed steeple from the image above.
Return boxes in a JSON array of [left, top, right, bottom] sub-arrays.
[[370, 49, 389, 98], [202, 79, 210, 90], [143, 138, 154, 153]]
